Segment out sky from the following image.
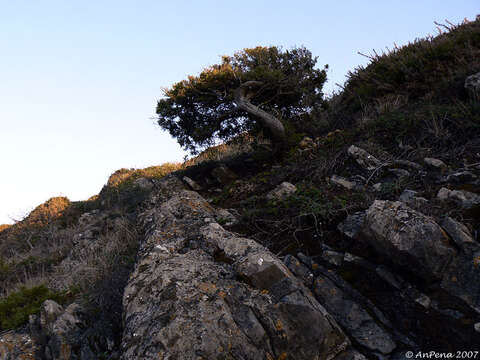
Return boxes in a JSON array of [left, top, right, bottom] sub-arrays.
[[0, 1, 478, 224]]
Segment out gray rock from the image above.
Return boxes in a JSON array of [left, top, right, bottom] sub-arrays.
[[266, 181, 297, 201], [348, 145, 381, 170], [362, 200, 456, 281], [372, 183, 382, 191], [437, 187, 480, 209], [475, 322, 480, 333], [424, 157, 447, 169], [121, 178, 351, 359], [182, 176, 202, 191], [388, 168, 410, 178], [441, 217, 479, 255], [330, 175, 360, 191], [338, 212, 366, 239], [465, 71, 480, 101], [446, 171, 477, 184], [399, 189, 428, 208], [321, 250, 344, 267], [313, 275, 396, 355]]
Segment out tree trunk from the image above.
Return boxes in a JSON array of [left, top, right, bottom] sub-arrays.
[[233, 83, 286, 151]]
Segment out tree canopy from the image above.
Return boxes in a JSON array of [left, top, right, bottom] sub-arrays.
[[156, 46, 327, 154]]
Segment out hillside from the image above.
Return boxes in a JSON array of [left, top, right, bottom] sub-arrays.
[[1, 17, 479, 359]]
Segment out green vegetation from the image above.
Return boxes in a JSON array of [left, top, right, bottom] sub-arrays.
[[157, 46, 327, 154], [0, 285, 70, 330]]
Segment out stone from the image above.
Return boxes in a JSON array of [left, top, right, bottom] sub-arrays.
[[372, 183, 382, 191], [475, 322, 480, 333], [437, 187, 480, 209], [321, 250, 344, 267], [399, 189, 428, 208], [446, 171, 477, 184], [338, 212, 366, 239], [424, 157, 447, 169], [348, 145, 381, 170], [266, 181, 297, 201], [182, 176, 202, 191], [465, 71, 480, 101], [330, 175, 359, 190], [388, 168, 410, 178], [211, 165, 238, 184], [313, 275, 396, 355], [361, 200, 456, 282], [441, 217, 479, 255]]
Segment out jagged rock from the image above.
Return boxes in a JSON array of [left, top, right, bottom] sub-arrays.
[[398, 189, 428, 208], [437, 187, 480, 209], [133, 177, 154, 190], [348, 145, 381, 170], [372, 183, 382, 191], [182, 176, 202, 191], [211, 165, 238, 184], [424, 157, 447, 169], [465, 71, 480, 101], [313, 274, 396, 355], [338, 212, 366, 239], [121, 175, 352, 359], [266, 181, 297, 201], [441, 217, 479, 255], [362, 200, 455, 282], [330, 175, 360, 191]]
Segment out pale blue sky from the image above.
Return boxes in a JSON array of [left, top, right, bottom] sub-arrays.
[[0, 1, 478, 224]]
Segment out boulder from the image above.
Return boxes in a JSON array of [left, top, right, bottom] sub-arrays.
[[348, 145, 381, 170], [266, 182, 297, 201], [361, 200, 455, 281]]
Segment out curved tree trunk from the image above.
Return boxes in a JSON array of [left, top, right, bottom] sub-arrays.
[[233, 82, 286, 151]]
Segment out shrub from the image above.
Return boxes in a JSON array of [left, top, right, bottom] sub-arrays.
[[0, 285, 69, 330]]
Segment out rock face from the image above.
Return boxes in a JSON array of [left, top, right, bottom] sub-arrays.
[[362, 200, 455, 281], [121, 175, 353, 359]]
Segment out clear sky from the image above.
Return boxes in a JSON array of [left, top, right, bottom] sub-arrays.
[[0, 1, 478, 224]]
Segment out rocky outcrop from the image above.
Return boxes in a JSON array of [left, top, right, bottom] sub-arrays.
[[362, 200, 455, 282], [120, 175, 356, 359], [266, 181, 297, 201]]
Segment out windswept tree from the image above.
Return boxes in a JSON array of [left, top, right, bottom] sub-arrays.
[[156, 46, 327, 154]]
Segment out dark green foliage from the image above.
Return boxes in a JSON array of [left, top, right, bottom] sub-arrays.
[[0, 285, 69, 330], [157, 46, 327, 154]]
